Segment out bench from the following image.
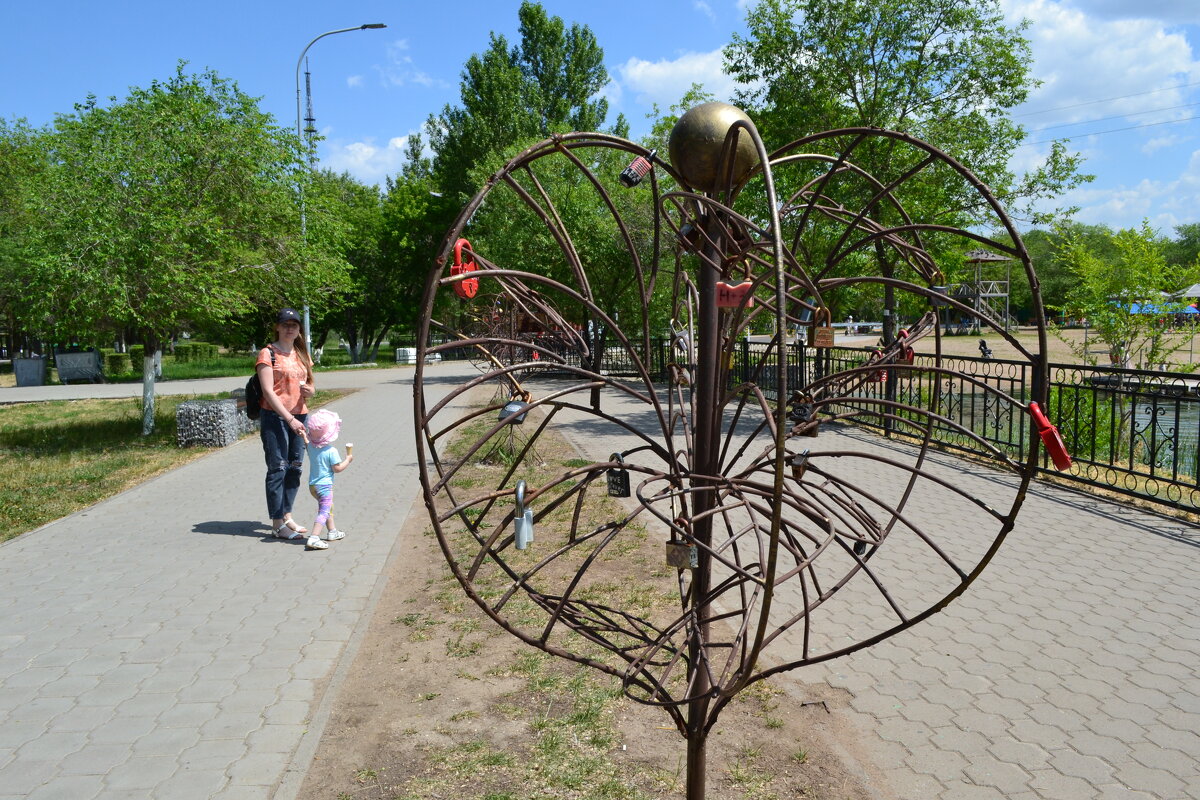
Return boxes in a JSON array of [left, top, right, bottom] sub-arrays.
[[55, 350, 104, 384]]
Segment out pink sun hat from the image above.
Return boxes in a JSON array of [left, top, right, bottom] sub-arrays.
[[306, 409, 341, 447]]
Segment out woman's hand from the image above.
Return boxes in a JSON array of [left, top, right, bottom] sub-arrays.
[[290, 417, 308, 442], [300, 382, 315, 399]]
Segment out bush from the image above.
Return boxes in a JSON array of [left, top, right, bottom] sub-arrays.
[[129, 345, 144, 364], [105, 352, 131, 375]]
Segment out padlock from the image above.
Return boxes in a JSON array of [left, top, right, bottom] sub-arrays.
[[498, 390, 530, 424], [716, 280, 754, 309], [607, 452, 631, 497], [665, 542, 698, 569], [450, 237, 479, 299], [514, 480, 534, 550], [1029, 402, 1072, 471], [808, 307, 835, 348], [789, 449, 810, 480], [619, 149, 656, 188]]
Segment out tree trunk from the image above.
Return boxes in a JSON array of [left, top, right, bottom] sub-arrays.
[[141, 338, 159, 436]]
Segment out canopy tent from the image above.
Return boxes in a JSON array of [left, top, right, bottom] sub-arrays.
[[1176, 283, 1200, 299]]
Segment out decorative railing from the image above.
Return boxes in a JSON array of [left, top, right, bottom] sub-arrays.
[[416, 332, 1200, 513]]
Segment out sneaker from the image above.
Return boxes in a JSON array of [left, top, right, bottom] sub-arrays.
[[326, 529, 346, 541], [305, 536, 329, 550]]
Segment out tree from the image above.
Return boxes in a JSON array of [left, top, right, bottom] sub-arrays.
[[427, 1, 618, 202], [21, 63, 344, 433], [724, 0, 1090, 226], [0, 118, 47, 355], [723, 0, 1092, 343], [1056, 221, 1200, 370]]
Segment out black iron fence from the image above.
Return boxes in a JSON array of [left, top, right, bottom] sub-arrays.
[[421, 334, 1200, 514]]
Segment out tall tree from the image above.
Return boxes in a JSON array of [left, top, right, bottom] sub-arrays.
[[0, 118, 46, 356], [22, 64, 344, 433], [724, 0, 1089, 226], [427, 1, 618, 202]]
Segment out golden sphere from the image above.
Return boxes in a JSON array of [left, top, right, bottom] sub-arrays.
[[668, 102, 760, 194]]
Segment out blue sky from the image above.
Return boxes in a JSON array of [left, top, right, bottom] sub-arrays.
[[2, 0, 1198, 234]]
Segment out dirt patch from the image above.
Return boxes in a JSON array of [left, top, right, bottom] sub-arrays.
[[295, 402, 885, 800]]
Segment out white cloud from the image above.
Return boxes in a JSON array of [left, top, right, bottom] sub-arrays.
[[616, 49, 739, 112], [346, 75, 363, 89], [1004, 0, 1199, 127], [694, 0, 716, 23], [323, 135, 412, 187], [1000, 0, 1200, 228], [1142, 134, 1185, 155], [376, 38, 451, 90]]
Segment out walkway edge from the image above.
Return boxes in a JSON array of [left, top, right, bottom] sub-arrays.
[[271, 488, 427, 800]]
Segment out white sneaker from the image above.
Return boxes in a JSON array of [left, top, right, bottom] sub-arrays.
[[326, 529, 346, 541], [305, 536, 329, 550]]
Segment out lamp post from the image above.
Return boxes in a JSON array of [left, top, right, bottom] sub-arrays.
[[294, 23, 387, 343]]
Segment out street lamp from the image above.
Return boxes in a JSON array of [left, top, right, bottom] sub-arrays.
[[294, 23, 387, 343]]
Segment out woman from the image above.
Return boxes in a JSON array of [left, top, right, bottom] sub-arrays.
[[257, 308, 322, 549]]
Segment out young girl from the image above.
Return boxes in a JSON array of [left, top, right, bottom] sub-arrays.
[[304, 409, 354, 550]]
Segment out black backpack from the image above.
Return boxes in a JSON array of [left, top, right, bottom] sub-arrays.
[[244, 347, 276, 420]]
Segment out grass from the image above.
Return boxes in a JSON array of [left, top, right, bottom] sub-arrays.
[[0, 348, 409, 388], [0, 389, 346, 542]]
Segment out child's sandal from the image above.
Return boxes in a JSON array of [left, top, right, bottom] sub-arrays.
[[326, 530, 346, 541], [305, 536, 329, 550]]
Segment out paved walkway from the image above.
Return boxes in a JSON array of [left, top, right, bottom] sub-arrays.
[[0, 364, 460, 800], [547, 385, 1200, 800], [3, 365, 1199, 799]]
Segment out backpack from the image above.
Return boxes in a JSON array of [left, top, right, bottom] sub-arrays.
[[244, 347, 276, 421]]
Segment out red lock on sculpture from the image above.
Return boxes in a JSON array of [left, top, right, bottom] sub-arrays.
[[450, 237, 479, 299], [716, 280, 754, 309], [1029, 402, 1072, 471]]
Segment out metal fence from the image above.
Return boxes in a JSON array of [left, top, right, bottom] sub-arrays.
[[419, 334, 1200, 514]]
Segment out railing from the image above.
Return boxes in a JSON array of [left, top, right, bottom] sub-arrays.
[[416, 333, 1200, 514]]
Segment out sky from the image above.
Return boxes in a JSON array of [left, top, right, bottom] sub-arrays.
[[2, 0, 1198, 235]]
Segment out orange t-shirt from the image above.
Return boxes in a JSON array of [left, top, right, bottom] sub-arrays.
[[256, 346, 310, 415]]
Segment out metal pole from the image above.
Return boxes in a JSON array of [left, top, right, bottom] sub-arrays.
[[294, 23, 387, 343]]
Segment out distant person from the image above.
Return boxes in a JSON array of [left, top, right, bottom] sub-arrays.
[[304, 409, 354, 550], [846, 314, 855, 334], [257, 308, 316, 546]]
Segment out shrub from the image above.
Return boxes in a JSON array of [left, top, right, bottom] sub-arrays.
[[105, 352, 131, 375]]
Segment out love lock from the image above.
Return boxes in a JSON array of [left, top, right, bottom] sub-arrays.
[[450, 237, 479, 299], [498, 390, 530, 424], [789, 448, 810, 480], [514, 480, 534, 550], [808, 307, 835, 348], [607, 452, 631, 497]]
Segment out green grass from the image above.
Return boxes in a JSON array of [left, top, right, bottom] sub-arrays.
[[0, 389, 345, 542]]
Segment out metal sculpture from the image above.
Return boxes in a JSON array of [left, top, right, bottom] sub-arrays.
[[414, 102, 1066, 799]]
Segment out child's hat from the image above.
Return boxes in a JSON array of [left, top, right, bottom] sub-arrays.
[[306, 409, 341, 447]]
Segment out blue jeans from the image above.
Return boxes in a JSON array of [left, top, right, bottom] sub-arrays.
[[261, 409, 308, 520]]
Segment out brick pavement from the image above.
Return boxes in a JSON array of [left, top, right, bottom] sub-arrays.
[[4, 367, 1199, 799], [0, 364, 462, 800], [546, 385, 1200, 800]]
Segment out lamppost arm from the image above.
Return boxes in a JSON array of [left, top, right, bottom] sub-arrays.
[[295, 23, 387, 143]]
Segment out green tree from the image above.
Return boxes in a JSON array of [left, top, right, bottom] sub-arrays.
[[22, 64, 343, 433], [724, 0, 1090, 226], [427, 1, 618, 202], [1057, 221, 1199, 370], [0, 118, 47, 355]]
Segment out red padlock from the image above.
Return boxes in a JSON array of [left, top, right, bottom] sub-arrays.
[[450, 237, 479, 299], [716, 281, 754, 309], [1029, 402, 1072, 471]]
